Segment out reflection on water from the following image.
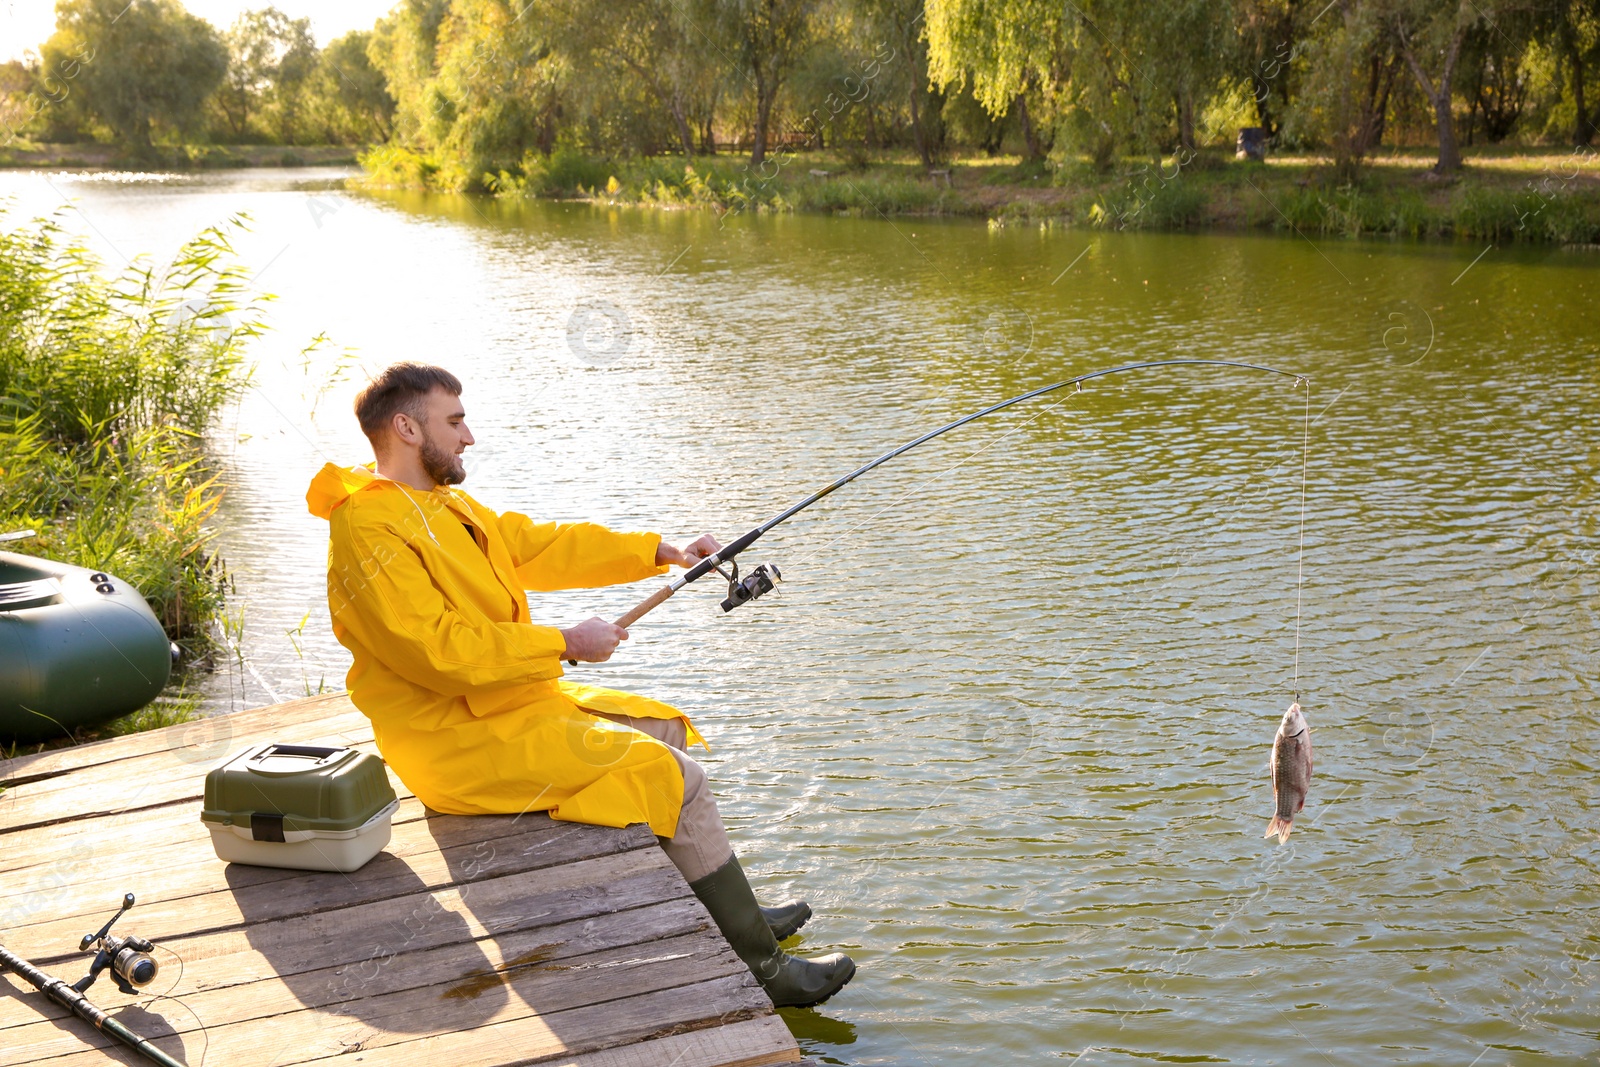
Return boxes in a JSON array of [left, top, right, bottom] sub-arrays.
[[2, 169, 1596, 1065]]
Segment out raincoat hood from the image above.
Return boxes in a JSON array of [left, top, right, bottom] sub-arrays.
[[307, 462, 384, 519]]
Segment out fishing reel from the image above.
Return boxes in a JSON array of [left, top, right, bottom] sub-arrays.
[[72, 893, 158, 995], [714, 560, 782, 613]]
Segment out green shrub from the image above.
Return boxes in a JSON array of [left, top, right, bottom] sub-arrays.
[[359, 144, 440, 189], [1141, 180, 1207, 228], [522, 147, 614, 197], [791, 175, 941, 214], [1388, 191, 1436, 238], [355, 146, 1600, 244], [839, 142, 873, 172], [1531, 194, 1600, 244], [1092, 171, 1206, 229], [0, 205, 261, 661], [1273, 188, 1329, 233], [1454, 186, 1523, 240]]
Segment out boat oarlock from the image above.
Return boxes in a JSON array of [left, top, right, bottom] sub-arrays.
[[572, 358, 1307, 663]]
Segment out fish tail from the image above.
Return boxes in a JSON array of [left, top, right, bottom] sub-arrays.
[[1264, 815, 1294, 844]]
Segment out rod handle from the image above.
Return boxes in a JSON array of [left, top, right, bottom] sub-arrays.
[[566, 584, 678, 666], [617, 583, 676, 629]]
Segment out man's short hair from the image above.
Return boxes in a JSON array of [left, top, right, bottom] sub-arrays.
[[353, 363, 463, 447]]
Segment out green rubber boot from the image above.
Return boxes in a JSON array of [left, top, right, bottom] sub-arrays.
[[690, 855, 855, 1008], [761, 899, 811, 941]]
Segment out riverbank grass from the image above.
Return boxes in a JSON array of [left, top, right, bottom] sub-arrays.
[[361, 143, 1600, 243], [0, 206, 263, 752]]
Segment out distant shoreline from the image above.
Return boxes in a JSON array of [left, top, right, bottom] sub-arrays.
[[7, 141, 1598, 245], [0, 142, 360, 170], [356, 144, 1600, 245]]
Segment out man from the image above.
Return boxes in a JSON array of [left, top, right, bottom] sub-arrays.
[[306, 362, 854, 1008]]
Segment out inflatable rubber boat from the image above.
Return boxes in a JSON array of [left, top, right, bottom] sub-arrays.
[[0, 545, 173, 743]]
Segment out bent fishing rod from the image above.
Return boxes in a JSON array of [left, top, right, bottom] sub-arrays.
[[579, 359, 1306, 656]]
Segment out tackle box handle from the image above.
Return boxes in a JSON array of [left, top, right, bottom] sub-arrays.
[[245, 743, 357, 776]]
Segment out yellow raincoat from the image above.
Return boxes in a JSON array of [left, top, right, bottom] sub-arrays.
[[306, 463, 704, 837]]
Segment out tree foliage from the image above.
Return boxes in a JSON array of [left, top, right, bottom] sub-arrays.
[[217, 7, 317, 142], [9, 0, 1600, 177], [315, 31, 396, 143], [42, 0, 227, 149]]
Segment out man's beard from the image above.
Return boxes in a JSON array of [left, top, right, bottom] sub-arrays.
[[419, 431, 467, 486]]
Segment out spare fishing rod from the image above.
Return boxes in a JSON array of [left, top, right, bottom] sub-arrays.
[[0, 893, 184, 1067], [575, 358, 1306, 658]]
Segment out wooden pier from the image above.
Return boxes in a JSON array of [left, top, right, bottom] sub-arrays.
[[0, 694, 804, 1066]]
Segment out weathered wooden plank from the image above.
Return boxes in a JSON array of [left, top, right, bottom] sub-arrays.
[[0, 794, 428, 880], [4, 823, 661, 968], [1, 859, 692, 1044], [165, 848, 679, 976], [0, 716, 376, 815], [0, 719, 376, 834], [3, 806, 610, 937], [548, 1017, 801, 1067], [1, 703, 373, 801], [283, 973, 772, 1067], [0, 795, 430, 886], [2, 924, 744, 1065], [0, 980, 205, 1067], [21, 971, 771, 1067], [0, 700, 371, 799], [1, 868, 712, 1043], [1, 894, 716, 1039], [0, 694, 355, 785]]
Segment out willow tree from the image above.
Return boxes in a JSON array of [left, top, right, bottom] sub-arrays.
[[927, 0, 1234, 167], [1458, 7, 1537, 144], [1542, 0, 1598, 145], [851, 0, 949, 164], [717, 0, 818, 165], [432, 0, 568, 177], [43, 0, 227, 150], [1237, 0, 1302, 138], [1391, 0, 1483, 173], [369, 0, 566, 185], [1296, 0, 1403, 180], [550, 0, 716, 156], [368, 0, 451, 148], [316, 30, 396, 142], [218, 8, 318, 143]]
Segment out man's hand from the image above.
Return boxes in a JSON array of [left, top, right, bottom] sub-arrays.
[[561, 616, 628, 662], [656, 533, 723, 568]]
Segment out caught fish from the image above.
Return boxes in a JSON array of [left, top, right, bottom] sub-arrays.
[[1264, 702, 1312, 844]]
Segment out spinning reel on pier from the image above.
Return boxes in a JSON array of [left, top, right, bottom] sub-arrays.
[[74, 893, 159, 995], [0, 890, 183, 1067]]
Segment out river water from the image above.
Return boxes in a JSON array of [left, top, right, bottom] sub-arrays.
[[3, 168, 1596, 1065]]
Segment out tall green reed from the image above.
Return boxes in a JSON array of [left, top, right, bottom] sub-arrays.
[[0, 202, 264, 665]]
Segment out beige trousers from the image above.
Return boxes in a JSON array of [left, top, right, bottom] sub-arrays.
[[594, 712, 733, 882]]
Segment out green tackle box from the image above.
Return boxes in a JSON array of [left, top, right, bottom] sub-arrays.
[[201, 742, 399, 872]]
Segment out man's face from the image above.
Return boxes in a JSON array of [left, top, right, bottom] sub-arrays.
[[413, 387, 474, 486]]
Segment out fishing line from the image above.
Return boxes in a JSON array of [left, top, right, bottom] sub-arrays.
[[600, 359, 1308, 640], [146, 944, 209, 1067], [787, 375, 1090, 571], [1292, 378, 1309, 700]]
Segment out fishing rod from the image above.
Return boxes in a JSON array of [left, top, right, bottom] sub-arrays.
[[580, 358, 1305, 656], [0, 893, 185, 1067]]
